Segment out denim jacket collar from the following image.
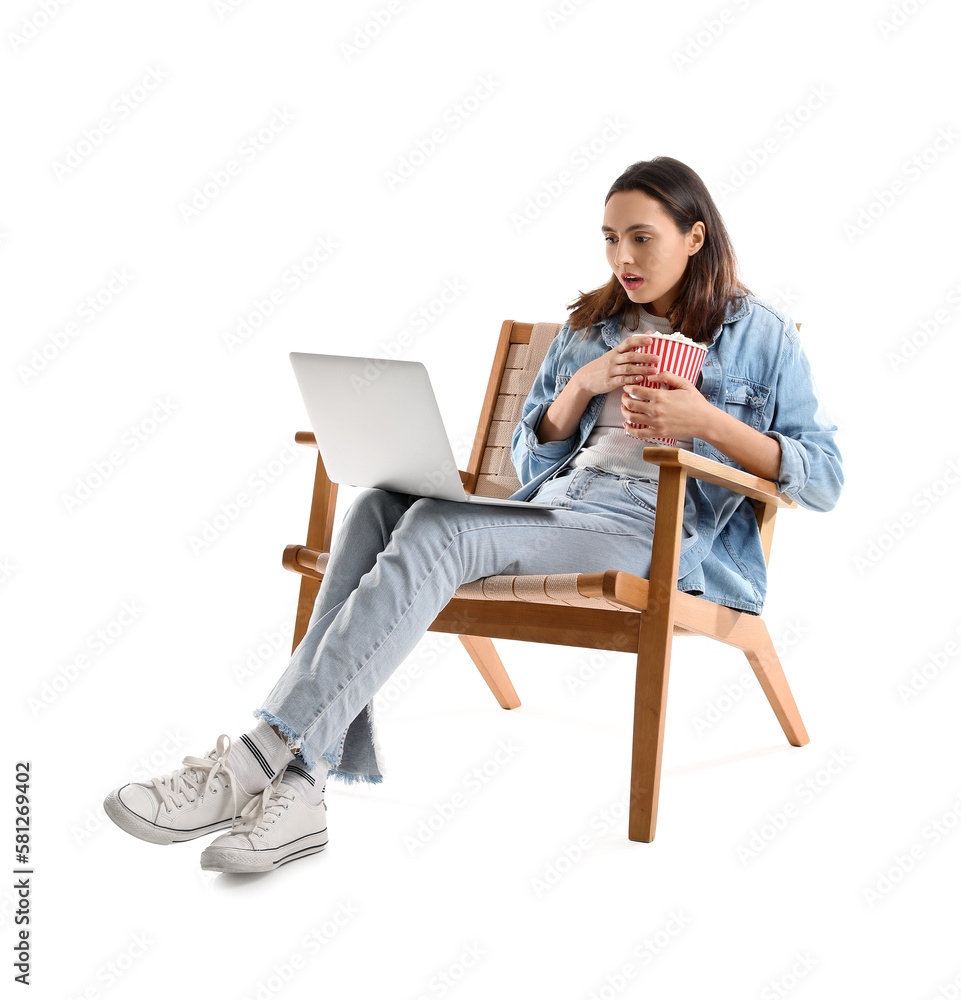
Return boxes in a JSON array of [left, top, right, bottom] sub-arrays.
[[598, 294, 752, 346]]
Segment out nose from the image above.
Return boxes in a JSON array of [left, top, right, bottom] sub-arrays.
[[612, 237, 635, 266]]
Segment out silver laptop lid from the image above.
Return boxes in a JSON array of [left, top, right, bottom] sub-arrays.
[[288, 352, 468, 500]]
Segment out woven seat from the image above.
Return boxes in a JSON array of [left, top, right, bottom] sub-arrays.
[[282, 318, 806, 842]]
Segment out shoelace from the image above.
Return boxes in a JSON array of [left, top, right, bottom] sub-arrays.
[[150, 734, 241, 822], [233, 776, 294, 838]]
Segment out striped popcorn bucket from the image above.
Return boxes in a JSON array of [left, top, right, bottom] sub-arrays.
[[623, 333, 708, 447]]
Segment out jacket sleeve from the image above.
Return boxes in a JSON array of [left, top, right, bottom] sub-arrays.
[[764, 324, 844, 512], [510, 324, 581, 485]]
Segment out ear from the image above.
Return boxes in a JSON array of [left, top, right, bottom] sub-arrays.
[[688, 220, 706, 256]]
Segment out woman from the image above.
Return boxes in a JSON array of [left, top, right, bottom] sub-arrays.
[[105, 156, 843, 874]]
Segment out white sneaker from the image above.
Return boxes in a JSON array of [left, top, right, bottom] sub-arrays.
[[104, 735, 254, 845], [200, 779, 328, 874]]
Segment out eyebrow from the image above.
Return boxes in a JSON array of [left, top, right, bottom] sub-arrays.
[[600, 223, 658, 233]]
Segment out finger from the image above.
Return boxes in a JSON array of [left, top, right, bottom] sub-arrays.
[[621, 354, 659, 370], [622, 385, 653, 405], [654, 371, 691, 389], [616, 356, 659, 377], [614, 370, 652, 388], [626, 354, 660, 376], [616, 336, 645, 354], [621, 394, 652, 415], [620, 333, 654, 353]]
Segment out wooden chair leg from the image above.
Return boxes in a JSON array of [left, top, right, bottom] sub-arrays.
[[291, 575, 321, 654], [458, 635, 521, 709], [629, 615, 674, 843], [743, 624, 809, 747], [628, 463, 687, 843]]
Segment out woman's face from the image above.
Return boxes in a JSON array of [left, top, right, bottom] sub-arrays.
[[602, 189, 705, 317]]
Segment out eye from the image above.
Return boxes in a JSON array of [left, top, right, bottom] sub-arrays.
[[603, 235, 616, 244], [634, 236, 650, 244]]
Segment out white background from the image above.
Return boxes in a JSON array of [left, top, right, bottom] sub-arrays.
[[3, 0, 961, 997]]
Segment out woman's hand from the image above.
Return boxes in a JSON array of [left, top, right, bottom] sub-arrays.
[[535, 333, 662, 443], [571, 333, 662, 397], [621, 368, 715, 440], [622, 362, 784, 480]]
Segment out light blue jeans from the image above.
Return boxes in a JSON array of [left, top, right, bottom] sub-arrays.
[[256, 466, 700, 783]]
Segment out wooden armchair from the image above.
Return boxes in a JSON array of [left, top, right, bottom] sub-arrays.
[[282, 320, 807, 842]]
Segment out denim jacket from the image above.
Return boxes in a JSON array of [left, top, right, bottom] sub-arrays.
[[507, 295, 844, 614]]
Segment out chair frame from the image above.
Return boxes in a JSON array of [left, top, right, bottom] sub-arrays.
[[282, 319, 807, 842]]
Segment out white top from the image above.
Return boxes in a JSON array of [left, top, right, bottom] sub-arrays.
[[570, 305, 695, 479]]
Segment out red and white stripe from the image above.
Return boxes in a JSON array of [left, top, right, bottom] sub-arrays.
[[624, 336, 707, 446]]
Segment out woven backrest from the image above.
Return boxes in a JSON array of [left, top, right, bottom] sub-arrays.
[[470, 321, 562, 498]]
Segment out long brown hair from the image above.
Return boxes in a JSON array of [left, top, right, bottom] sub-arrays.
[[568, 156, 751, 344]]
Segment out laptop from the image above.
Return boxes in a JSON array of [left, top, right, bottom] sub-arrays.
[[288, 352, 568, 510]]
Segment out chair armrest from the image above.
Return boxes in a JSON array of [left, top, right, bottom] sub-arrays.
[[642, 447, 796, 509], [292, 431, 340, 554]]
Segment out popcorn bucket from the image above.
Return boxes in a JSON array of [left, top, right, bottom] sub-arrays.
[[623, 333, 708, 446]]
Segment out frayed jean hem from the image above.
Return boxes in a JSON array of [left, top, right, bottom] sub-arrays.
[[326, 770, 384, 785], [254, 707, 386, 785], [252, 708, 316, 771]]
